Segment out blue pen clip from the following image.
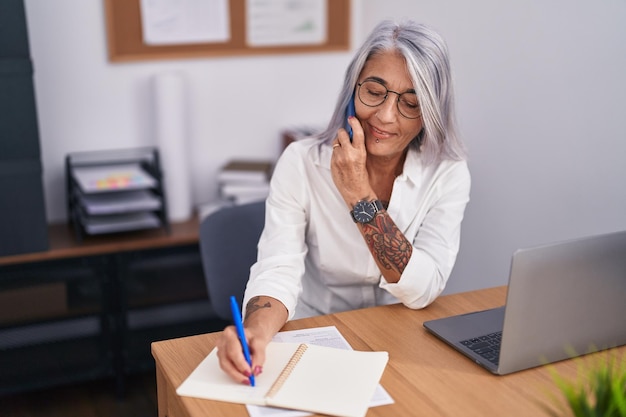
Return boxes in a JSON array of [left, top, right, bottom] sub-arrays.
[[230, 295, 255, 387]]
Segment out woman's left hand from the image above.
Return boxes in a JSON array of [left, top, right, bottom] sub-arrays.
[[331, 116, 374, 206]]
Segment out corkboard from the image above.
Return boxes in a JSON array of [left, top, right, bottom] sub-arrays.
[[104, 0, 351, 62]]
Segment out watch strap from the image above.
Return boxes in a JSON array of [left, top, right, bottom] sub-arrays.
[[371, 199, 384, 212]]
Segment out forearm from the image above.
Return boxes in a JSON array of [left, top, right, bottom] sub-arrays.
[[359, 210, 412, 284], [243, 295, 289, 341]]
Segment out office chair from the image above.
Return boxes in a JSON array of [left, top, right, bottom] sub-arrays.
[[199, 201, 266, 321]]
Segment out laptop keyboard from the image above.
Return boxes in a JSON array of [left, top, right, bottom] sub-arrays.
[[460, 331, 502, 365]]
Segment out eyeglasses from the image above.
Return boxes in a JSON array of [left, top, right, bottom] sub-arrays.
[[357, 80, 421, 119]]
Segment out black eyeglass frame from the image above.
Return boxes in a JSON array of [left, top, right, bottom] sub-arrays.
[[356, 80, 422, 119]]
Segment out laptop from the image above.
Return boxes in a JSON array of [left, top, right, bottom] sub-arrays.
[[423, 230, 626, 375]]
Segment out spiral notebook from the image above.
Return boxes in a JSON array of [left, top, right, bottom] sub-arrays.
[[176, 341, 389, 417]]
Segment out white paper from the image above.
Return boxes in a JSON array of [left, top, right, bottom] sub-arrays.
[[177, 341, 388, 417], [72, 164, 157, 194], [153, 72, 193, 222], [81, 212, 162, 234], [220, 182, 270, 205], [78, 190, 162, 215], [246, 0, 327, 47], [140, 0, 230, 45], [246, 326, 394, 417]]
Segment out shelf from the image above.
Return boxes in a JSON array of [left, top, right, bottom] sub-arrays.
[[0, 214, 213, 396], [0, 334, 113, 396], [124, 246, 207, 309], [0, 316, 103, 349], [0, 257, 107, 327]]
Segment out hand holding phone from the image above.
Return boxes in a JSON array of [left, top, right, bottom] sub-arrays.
[[344, 93, 356, 141]]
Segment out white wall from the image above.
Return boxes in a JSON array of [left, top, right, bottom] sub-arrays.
[[24, 1, 626, 294], [24, 0, 363, 223], [361, 0, 626, 293]]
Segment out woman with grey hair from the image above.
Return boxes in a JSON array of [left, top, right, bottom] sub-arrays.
[[217, 20, 470, 384]]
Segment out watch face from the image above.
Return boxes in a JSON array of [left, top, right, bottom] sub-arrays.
[[352, 200, 376, 223]]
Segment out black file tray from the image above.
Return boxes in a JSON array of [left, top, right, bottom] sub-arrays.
[[66, 147, 169, 241]]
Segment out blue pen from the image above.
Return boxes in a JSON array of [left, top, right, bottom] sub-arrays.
[[230, 295, 255, 387]]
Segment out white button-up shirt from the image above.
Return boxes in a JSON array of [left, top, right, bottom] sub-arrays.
[[244, 137, 471, 320]]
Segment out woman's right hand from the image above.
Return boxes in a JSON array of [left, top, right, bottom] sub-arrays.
[[215, 296, 288, 384], [215, 324, 269, 384]]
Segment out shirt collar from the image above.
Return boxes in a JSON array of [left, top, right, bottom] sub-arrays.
[[397, 144, 424, 185]]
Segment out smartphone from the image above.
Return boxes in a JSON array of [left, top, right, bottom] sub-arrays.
[[344, 93, 356, 141]]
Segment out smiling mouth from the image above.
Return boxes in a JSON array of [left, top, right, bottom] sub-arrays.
[[370, 126, 393, 140]]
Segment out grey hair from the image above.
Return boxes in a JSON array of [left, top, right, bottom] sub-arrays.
[[318, 20, 466, 165]]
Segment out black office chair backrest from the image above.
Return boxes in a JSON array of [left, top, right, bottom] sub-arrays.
[[199, 201, 266, 321]]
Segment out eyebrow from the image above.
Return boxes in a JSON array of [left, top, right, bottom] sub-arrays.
[[362, 76, 416, 94]]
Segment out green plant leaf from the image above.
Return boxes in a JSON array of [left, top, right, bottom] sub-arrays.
[[545, 349, 626, 417]]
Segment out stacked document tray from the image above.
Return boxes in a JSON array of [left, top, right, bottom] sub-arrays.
[[66, 148, 169, 240]]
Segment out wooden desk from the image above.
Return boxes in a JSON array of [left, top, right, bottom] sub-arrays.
[[152, 286, 622, 417]]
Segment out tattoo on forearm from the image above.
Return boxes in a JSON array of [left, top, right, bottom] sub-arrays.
[[362, 213, 411, 273], [244, 296, 272, 321]]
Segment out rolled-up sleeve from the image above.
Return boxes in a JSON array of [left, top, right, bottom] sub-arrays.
[[243, 144, 309, 320], [379, 160, 471, 309]]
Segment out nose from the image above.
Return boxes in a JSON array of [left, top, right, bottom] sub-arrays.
[[375, 93, 400, 123]]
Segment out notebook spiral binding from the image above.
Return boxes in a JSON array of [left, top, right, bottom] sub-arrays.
[[265, 343, 309, 398]]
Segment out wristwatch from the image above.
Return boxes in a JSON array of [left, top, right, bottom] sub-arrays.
[[350, 199, 384, 223]]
